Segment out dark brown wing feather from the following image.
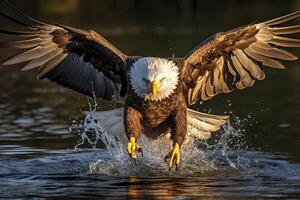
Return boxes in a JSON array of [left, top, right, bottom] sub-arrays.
[[183, 11, 300, 105], [0, 1, 128, 101]]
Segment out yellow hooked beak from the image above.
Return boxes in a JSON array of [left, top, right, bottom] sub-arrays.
[[152, 80, 160, 98]]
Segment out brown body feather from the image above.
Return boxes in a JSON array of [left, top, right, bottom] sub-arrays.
[[124, 79, 187, 145]]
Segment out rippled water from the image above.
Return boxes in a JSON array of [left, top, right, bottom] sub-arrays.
[[0, 93, 299, 199], [1, 1, 300, 199], [1, 150, 299, 199]]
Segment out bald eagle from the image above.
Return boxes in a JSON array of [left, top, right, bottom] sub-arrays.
[[1, 1, 300, 170]]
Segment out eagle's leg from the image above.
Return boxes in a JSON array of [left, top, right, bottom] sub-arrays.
[[165, 143, 180, 170], [124, 106, 143, 159], [127, 136, 143, 159], [165, 101, 187, 170]]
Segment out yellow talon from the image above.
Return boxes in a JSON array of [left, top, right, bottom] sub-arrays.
[[167, 143, 180, 170], [127, 137, 143, 159]]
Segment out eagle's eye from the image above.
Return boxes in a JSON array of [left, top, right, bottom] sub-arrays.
[[159, 77, 166, 83]]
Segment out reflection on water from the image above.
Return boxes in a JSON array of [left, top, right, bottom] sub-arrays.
[[1, 0, 300, 199], [0, 149, 299, 199]]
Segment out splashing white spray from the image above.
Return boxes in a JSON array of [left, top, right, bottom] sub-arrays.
[[70, 100, 251, 176]]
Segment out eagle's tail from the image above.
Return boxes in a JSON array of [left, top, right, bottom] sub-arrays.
[[186, 109, 229, 140], [84, 108, 229, 142]]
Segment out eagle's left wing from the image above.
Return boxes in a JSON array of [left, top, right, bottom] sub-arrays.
[[182, 11, 300, 106], [0, 1, 130, 102]]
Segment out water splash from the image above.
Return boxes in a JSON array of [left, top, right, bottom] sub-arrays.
[[67, 94, 258, 176], [70, 105, 253, 176]]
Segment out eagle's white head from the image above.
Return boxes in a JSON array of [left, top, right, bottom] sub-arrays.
[[129, 57, 179, 101]]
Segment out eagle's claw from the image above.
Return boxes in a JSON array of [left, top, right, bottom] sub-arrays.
[[165, 143, 180, 171], [137, 146, 144, 157], [127, 137, 143, 159]]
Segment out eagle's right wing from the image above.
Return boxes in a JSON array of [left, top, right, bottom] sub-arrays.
[[182, 11, 300, 105], [0, 1, 130, 102]]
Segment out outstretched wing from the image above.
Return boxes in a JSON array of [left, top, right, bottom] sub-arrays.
[[0, 1, 129, 101], [182, 11, 300, 105]]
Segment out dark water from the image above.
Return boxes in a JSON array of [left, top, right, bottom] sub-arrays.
[[1, 0, 300, 199]]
